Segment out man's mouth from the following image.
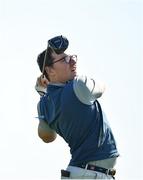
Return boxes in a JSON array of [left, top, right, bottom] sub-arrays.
[[71, 68, 76, 73], [71, 66, 76, 72]]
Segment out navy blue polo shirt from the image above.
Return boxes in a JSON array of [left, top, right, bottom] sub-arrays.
[[38, 76, 119, 166]]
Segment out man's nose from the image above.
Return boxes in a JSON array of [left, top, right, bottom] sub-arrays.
[[70, 58, 77, 65]]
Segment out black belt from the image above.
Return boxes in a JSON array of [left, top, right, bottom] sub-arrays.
[[76, 164, 116, 176]]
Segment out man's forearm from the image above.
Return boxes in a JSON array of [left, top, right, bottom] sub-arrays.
[[73, 75, 106, 105]]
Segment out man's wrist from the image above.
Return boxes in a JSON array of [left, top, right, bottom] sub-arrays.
[[35, 84, 47, 96]]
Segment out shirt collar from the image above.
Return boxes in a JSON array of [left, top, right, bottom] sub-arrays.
[[48, 82, 66, 87]]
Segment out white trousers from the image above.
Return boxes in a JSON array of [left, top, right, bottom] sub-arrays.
[[61, 166, 115, 179]]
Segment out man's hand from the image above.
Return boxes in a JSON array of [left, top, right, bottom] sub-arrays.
[[35, 75, 49, 96]]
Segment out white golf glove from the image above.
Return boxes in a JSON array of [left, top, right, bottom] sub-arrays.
[[35, 76, 49, 96]]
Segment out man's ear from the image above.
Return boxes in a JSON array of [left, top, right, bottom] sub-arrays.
[[45, 66, 55, 76]]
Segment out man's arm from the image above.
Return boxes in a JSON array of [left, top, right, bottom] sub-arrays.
[[73, 75, 106, 105], [35, 75, 57, 143], [38, 120, 57, 143], [37, 98, 57, 143]]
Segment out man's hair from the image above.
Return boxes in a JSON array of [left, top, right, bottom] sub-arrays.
[[37, 47, 54, 80]]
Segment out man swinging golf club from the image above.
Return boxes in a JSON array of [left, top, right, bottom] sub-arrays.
[[35, 35, 119, 179]]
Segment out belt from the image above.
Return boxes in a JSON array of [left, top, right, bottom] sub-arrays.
[[76, 164, 116, 176]]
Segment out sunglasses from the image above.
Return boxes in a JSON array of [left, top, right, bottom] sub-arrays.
[[50, 55, 77, 65]]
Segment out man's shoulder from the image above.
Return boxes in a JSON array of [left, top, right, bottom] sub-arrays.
[[73, 75, 87, 82], [73, 75, 88, 88]]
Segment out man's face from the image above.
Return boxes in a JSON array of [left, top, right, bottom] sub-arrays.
[[47, 52, 77, 83]]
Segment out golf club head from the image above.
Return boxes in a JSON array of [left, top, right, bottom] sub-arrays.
[[48, 35, 69, 54]]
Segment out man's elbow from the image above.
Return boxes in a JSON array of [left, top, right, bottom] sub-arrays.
[[95, 92, 103, 99], [38, 132, 57, 143], [95, 82, 106, 99]]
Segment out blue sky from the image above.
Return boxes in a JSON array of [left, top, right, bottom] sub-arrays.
[[0, 0, 143, 179]]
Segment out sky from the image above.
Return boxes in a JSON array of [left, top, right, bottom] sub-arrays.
[[0, 0, 143, 179]]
